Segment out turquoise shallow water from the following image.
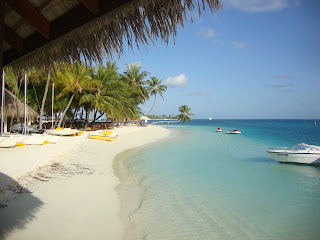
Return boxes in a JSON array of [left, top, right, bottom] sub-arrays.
[[118, 120, 320, 240]]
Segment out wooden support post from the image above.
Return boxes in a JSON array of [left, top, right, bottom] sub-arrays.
[[0, 0, 4, 72], [0, 0, 4, 135]]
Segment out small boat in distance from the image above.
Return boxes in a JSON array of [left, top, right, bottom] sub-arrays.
[[226, 129, 241, 134], [216, 128, 222, 132], [267, 143, 320, 165], [208, 117, 213, 120]]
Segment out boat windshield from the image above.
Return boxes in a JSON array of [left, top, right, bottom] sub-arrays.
[[291, 144, 310, 151], [310, 146, 320, 152]]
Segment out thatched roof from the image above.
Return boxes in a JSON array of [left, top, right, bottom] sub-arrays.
[[0, 89, 38, 118], [2, 0, 223, 71]]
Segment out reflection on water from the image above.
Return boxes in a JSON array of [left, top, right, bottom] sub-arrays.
[[274, 163, 320, 178]]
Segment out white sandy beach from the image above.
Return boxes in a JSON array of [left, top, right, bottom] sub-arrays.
[[0, 125, 170, 240]]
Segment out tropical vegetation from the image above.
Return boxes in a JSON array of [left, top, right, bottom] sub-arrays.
[[145, 77, 167, 116], [177, 105, 193, 123], [2, 61, 168, 129]]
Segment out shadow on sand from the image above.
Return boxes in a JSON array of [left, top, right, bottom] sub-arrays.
[[0, 172, 43, 239]]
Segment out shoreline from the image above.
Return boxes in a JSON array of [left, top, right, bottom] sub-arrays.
[[0, 125, 170, 240], [113, 127, 180, 239]]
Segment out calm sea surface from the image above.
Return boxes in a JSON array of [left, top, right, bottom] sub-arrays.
[[115, 120, 320, 240]]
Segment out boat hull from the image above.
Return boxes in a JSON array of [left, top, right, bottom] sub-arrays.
[[89, 130, 118, 141], [0, 136, 16, 148], [13, 135, 47, 145], [46, 128, 80, 136], [31, 134, 59, 144], [89, 135, 117, 141], [267, 152, 320, 165]]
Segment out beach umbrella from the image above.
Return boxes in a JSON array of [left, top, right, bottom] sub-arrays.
[[140, 116, 150, 123]]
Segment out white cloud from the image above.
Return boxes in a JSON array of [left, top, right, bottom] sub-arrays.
[[199, 27, 215, 39], [265, 81, 294, 89], [232, 41, 248, 49], [164, 74, 189, 87], [187, 91, 209, 96], [226, 0, 289, 12]]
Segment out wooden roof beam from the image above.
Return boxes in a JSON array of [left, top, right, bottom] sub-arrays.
[[6, 0, 50, 40], [79, 0, 99, 15], [4, 25, 23, 54], [3, 0, 133, 66]]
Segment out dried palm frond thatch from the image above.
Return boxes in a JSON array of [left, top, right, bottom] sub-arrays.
[[0, 89, 38, 118], [7, 0, 222, 72]]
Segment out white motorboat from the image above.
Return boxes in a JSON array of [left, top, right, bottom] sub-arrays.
[[46, 128, 81, 136], [208, 118, 213, 120], [267, 143, 320, 165], [216, 128, 222, 132], [0, 135, 16, 148], [226, 129, 241, 134]]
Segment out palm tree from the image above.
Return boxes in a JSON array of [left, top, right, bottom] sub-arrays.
[[4, 67, 19, 94], [54, 62, 100, 128], [38, 67, 51, 129], [145, 77, 167, 116], [91, 64, 124, 119], [120, 63, 149, 103], [177, 105, 193, 123], [106, 61, 119, 71], [115, 82, 140, 122]]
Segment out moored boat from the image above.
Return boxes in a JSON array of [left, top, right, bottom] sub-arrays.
[[0, 135, 16, 148], [89, 130, 119, 141], [216, 128, 222, 132], [226, 129, 241, 134], [46, 128, 81, 136], [31, 133, 60, 144], [11, 123, 44, 134], [12, 134, 48, 145], [267, 143, 320, 165]]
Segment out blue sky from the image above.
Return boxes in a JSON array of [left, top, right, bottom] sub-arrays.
[[113, 0, 320, 119]]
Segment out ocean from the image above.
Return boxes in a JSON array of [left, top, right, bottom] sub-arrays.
[[114, 119, 320, 240]]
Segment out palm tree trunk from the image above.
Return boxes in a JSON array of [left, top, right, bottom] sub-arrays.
[[94, 112, 104, 122], [146, 95, 157, 116], [84, 106, 92, 130], [54, 113, 60, 128], [57, 93, 75, 128], [70, 109, 78, 128], [92, 109, 97, 123], [39, 69, 50, 129]]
